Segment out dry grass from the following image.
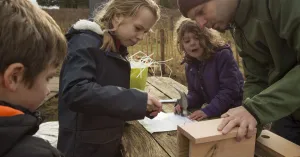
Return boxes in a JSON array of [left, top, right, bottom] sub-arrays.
[[45, 8, 243, 85]]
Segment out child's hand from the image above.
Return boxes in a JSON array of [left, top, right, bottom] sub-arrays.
[[146, 94, 162, 118], [174, 104, 182, 114], [188, 110, 207, 121]]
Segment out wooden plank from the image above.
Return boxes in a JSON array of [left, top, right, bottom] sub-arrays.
[[122, 83, 177, 157], [255, 130, 300, 157], [177, 130, 189, 157], [146, 83, 174, 112], [178, 119, 255, 157], [147, 77, 182, 99], [124, 82, 179, 157], [145, 83, 178, 157], [188, 136, 255, 157], [159, 77, 188, 93], [122, 121, 169, 157], [177, 119, 238, 144]]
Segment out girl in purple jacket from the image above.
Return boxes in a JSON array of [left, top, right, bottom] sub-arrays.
[[174, 18, 244, 121]]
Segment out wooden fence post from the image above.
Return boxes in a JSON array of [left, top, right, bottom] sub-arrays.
[[160, 29, 165, 75]]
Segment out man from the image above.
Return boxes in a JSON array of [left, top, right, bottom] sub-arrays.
[[177, 0, 300, 145]]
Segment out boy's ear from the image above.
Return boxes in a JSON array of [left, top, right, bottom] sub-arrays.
[[3, 63, 25, 91]]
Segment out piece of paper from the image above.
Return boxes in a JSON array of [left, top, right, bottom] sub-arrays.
[[138, 112, 193, 133]]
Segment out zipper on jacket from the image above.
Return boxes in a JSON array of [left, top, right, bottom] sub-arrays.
[[33, 111, 43, 125]]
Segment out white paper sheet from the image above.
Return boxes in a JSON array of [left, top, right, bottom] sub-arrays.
[[138, 112, 193, 133]]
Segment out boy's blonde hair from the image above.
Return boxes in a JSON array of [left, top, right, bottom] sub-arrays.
[[175, 17, 226, 61], [94, 0, 160, 52], [0, 0, 67, 88]]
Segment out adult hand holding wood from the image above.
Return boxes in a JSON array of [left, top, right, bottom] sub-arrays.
[[218, 106, 258, 142]]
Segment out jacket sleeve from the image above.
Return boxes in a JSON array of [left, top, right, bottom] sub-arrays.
[[201, 49, 244, 117], [185, 65, 202, 108], [244, 0, 300, 125], [60, 36, 147, 121]]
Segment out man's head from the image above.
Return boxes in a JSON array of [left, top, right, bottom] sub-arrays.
[[177, 0, 239, 32], [0, 0, 67, 111]]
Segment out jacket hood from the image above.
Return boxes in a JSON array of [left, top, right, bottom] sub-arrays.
[[65, 19, 128, 55], [66, 19, 104, 40], [0, 102, 40, 156]]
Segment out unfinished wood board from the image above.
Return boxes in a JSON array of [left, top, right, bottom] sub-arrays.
[[145, 83, 174, 112], [177, 118, 256, 157], [48, 77, 59, 92], [159, 77, 188, 93], [145, 83, 178, 157], [255, 130, 300, 157], [147, 77, 183, 99], [177, 118, 238, 144], [188, 135, 255, 157], [177, 131, 189, 157], [122, 121, 169, 157], [152, 131, 178, 157]]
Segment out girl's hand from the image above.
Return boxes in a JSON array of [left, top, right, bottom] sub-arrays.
[[188, 110, 207, 121], [146, 94, 162, 118], [174, 104, 182, 114]]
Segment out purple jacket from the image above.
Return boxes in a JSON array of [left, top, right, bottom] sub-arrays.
[[185, 45, 244, 117]]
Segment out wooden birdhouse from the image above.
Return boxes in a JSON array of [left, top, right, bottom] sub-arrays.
[[177, 118, 256, 157]]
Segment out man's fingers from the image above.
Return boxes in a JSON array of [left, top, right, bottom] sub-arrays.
[[222, 119, 239, 134], [221, 112, 230, 118], [218, 117, 231, 131], [246, 124, 257, 139], [236, 121, 248, 142]]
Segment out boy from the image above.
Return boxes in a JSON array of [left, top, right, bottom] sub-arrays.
[[0, 0, 67, 156]]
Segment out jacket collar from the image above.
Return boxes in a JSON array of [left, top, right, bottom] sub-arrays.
[[0, 101, 43, 124], [233, 0, 252, 27]]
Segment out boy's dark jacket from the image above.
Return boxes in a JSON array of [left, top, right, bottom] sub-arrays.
[[57, 20, 148, 157], [0, 102, 63, 157]]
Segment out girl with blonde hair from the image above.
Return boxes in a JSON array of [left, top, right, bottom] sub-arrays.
[[57, 0, 162, 156]]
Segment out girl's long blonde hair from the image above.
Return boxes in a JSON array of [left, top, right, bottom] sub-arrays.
[[175, 17, 226, 61], [94, 0, 160, 52]]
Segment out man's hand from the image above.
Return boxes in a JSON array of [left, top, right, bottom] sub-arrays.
[[146, 94, 162, 117], [188, 110, 207, 121], [217, 106, 258, 141]]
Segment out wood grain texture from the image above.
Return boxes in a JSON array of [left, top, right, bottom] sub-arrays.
[[188, 136, 255, 157], [255, 130, 300, 157], [123, 83, 177, 157], [122, 121, 170, 157], [147, 77, 185, 99], [177, 119, 238, 144]]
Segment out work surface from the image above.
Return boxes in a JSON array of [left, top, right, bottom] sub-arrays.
[[46, 76, 300, 157], [122, 77, 186, 157]]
